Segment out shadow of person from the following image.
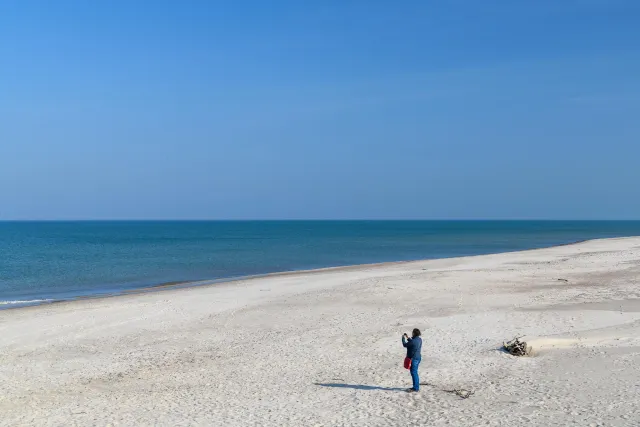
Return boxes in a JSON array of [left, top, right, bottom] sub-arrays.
[[314, 383, 405, 392]]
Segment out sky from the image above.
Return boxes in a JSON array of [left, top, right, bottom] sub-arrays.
[[1, 0, 639, 220]]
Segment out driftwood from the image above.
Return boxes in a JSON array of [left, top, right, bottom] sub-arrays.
[[503, 337, 531, 356], [421, 382, 475, 399], [444, 389, 474, 399]]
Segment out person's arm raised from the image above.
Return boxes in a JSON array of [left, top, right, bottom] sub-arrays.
[[402, 334, 409, 347]]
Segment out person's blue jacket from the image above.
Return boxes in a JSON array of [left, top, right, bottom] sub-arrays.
[[402, 336, 422, 360]]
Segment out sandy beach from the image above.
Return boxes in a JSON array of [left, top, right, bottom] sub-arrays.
[[1, 237, 640, 426]]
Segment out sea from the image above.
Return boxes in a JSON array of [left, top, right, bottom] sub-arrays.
[[1, 221, 639, 308]]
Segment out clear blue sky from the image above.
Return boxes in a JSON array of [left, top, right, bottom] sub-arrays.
[[1, 0, 639, 220]]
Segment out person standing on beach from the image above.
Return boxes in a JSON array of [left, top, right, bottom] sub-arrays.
[[402, 328, 422, 392]]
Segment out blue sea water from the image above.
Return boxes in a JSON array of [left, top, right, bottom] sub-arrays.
[[1, 221, 639, 307]]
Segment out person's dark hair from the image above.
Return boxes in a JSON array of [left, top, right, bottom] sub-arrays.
[[412, 328, 421, 337]]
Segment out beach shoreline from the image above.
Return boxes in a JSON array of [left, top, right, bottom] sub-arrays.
[[2, 236, 640, 426], [0, 237, 603, 312]]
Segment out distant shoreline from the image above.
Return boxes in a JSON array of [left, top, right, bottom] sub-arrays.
[[0, 236, 615, 312]]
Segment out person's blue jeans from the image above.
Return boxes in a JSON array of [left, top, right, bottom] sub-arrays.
[[410, 356, 421, 391]]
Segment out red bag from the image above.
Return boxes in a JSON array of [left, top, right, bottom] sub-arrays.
[[404, 357, 412, 370]]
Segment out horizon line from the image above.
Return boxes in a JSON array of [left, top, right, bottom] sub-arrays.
[[1, 218, 639, 222]]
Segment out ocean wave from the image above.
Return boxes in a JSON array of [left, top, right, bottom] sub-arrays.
[[0, 299, 54, 306]]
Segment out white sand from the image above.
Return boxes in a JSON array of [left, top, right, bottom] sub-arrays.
[[2, 238, 640, 426]]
